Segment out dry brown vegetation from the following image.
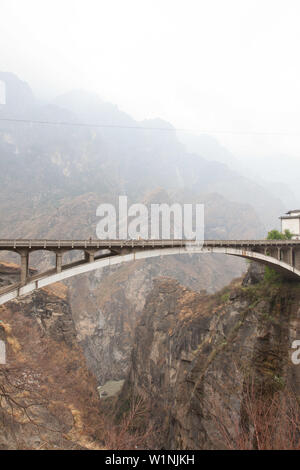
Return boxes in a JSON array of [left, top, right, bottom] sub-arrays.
[[208, 379, 300, 450], [0, 361, 154, 450], [99, 395, 153, 450]]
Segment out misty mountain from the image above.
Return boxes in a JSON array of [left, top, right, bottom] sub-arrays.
[[178, 131, 238, 167], [0, 72, 286, 237], [180, 130, 299, 210], [238, 153, 300, 204], [0, 71, 36, 115]]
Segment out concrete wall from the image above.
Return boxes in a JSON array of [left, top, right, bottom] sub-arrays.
[[282, 218, 300, 237]]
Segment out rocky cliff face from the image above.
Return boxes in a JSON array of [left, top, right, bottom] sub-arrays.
[[0, 263, 102, 450], [118, 264, 300, 449], [68, 251, 247, 385]]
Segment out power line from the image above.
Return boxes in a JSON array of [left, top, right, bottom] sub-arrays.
[[0, 116, 299, 136], [0, 117, 175, 131]]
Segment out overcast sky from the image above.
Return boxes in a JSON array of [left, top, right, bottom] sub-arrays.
[[1, 0, 300, 158]]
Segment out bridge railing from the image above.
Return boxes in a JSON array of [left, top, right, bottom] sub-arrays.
[[0, 239, 300, 250]]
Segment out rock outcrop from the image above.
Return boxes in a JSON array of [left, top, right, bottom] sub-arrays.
[[118, 269, 300, 449], [0, 263, 102, 450]]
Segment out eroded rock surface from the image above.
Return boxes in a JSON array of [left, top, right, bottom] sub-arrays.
[[0, 264, 102, 450], [119, 271, 300, 449]]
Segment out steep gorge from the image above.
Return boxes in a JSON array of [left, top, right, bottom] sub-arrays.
[[118, 263, 300, 449]]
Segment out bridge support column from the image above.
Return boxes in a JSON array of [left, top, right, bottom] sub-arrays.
[[290, 247, 294, 267], [84, 250, 96, 263], [277, 247, 281, 261], [294, 247, 300, 270], [19, 250, 29, 286], [55, 250, 67, 273], [56, 252, 63, 273]]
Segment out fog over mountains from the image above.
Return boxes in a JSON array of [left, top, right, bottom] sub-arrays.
[[0, 71, 293, 240], [179, 131, 299, 208]]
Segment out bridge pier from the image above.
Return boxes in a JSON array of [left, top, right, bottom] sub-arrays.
[[294, 248, 300, 270], [281, 248, 289, 264], [84, 250, 97, 263], [277, 247, 281, 261], [56, 251, 63, 273], [19, 250, 29, 286], [290, 247, 294, 267]]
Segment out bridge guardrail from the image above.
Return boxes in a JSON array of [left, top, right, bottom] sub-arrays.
[[0, 239, 300, 250]]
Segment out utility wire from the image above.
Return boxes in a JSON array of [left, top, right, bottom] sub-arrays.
[[0, 116, 299, 136]]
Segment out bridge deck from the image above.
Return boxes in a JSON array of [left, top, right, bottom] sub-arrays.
[[0, 239, 300, 305], [0, 239, 300, 250]]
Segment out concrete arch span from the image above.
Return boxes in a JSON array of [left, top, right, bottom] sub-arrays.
[[0, 246, 299, 306]]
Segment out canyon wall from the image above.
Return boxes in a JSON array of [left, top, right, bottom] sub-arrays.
[[118, 263, 300, 449], [0, 263, 102, 450]]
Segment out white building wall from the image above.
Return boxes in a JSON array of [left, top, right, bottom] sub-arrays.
[[282, 218, 300, 237]]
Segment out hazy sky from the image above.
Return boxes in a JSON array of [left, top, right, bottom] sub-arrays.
[[1, 0, 300, 158]]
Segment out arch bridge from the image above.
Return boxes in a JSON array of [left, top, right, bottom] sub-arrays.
[[0, 238, 300, 305]]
